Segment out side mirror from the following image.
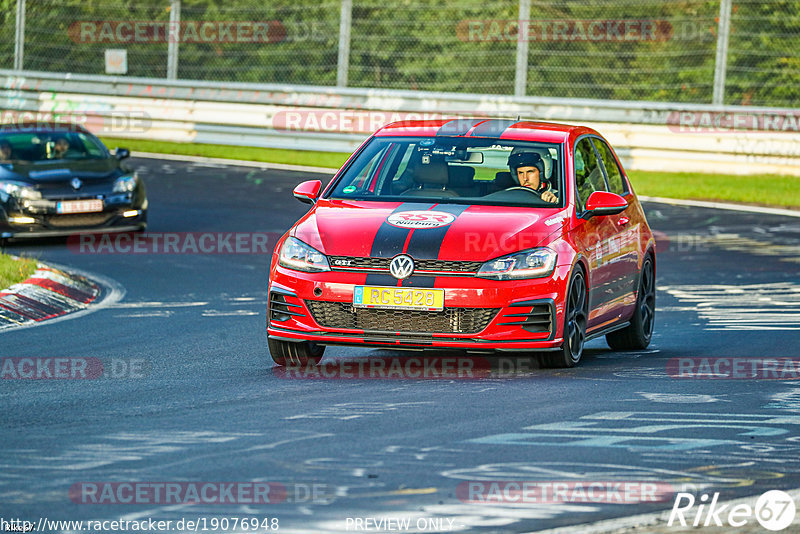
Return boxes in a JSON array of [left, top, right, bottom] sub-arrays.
[[293, 180, 322, 204], [115, 148, 130, 160], [582, 191, 628, 219]]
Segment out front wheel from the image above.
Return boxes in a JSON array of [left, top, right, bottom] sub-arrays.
[[541, 269, 587, 368], [268, 337, 324, 366], [606, 256, 655, 350]]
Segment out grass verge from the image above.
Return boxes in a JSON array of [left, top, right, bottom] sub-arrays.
[[626, 170, 800, 210], [102, 137, 800, 210], [0, 253, 38, 289], [100, 137, 350, 169]]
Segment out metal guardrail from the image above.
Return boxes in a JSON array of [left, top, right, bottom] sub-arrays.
[[2, 70, 799, 175]]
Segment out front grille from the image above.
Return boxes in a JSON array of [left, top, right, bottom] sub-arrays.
[[46, 213, 114, 228], [305, 300, 499, 334], [328, 256, 482, 274]]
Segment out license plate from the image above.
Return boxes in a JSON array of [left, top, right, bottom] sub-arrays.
[[354, 286, 445, 311], [57, 199, 103, 214]]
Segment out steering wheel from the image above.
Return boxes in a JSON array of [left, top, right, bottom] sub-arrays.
[[505, 186, 542, 197]]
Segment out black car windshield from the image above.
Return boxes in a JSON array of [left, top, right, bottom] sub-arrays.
[[0, 131, 109, 163], [326, 136, 564, 207]]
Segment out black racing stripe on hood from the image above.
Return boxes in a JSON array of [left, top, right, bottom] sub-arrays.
[[400, 275, 437, 288], [470, 119, 518, 137], [365, 273, 400, 286], [436, 119, 486, 137], [404, 204, 470, 260], [369, 202, 435, 258]]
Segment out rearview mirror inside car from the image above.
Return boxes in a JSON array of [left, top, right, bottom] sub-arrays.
[[293, 180, 322, 204], [582, 191, 628, 219]]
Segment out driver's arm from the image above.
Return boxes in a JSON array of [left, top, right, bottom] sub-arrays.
[[541, 190, 558, 203], [541, 182, 558, 203]]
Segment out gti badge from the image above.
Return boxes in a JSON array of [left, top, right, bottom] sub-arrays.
[[70, 178, 83, 190], [389, 254, 415, 280]]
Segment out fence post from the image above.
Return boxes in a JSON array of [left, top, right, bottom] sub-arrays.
[[514, 0, 530, 97], [712, 0, 732, 105], [14, 0, 26, 70], [167, 0, 181, 80], [337, 0, 352, 87]]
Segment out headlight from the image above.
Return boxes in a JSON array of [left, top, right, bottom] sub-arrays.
[[278, 237, 330, 272], [113, 173, 138, 193], [0, 181, 42, 200], [477, 248, 557, 280]]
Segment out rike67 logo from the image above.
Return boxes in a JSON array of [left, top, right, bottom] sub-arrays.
[[669, 490, 797, 531]]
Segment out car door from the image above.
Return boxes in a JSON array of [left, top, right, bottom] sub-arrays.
[[591, 137, 639, 322], [572, 136, 620, 331]]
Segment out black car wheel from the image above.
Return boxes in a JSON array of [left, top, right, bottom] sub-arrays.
[[606, 256, 655, 350], [542, 268, 587, 368], [268, 338, 324, 367]]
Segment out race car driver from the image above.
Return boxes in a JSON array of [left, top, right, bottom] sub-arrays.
[[508, 151, 558, 203]]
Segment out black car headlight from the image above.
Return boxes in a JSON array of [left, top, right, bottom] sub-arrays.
[[0, 181, 42, 201], [113, 173, 138, 193], [278, 237, 330, 272], [477, 248, 557, 280]]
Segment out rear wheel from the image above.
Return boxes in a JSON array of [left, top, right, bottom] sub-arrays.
[[268, 338, 324, 367], [606, 256, 655, 350], [541, 269, 587, 368]]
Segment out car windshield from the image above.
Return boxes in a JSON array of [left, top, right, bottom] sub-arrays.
[[326, 136, 564, 207], [0, 131, 109, 163]]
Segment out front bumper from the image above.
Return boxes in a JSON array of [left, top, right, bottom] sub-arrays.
[[267, 264, 572, 351], [1, 196, 147, 239]]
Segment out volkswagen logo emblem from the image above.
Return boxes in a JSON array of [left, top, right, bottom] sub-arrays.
[[389, 255, 415, 280], [70, 178, 83, 190]]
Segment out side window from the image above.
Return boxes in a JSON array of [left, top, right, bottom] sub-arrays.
[[592, 139, 627, 195], [337, 147, 386, 193], [574, 138, 605, 210]]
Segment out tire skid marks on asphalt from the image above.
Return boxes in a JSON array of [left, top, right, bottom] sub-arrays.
[[661, 282, 800, 331], [110, 295, 262, 319], [0, 431, 257, 473], [285, 402, 434, 421], [636, 392, 725, 403], [467, 411, 800, 452], [764, 387, 800, 412]]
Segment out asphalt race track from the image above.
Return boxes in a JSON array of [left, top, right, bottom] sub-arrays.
[[2, 157, 800, 533]]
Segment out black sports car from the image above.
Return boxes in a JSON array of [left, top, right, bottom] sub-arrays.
[[0, 124, 147, 242]]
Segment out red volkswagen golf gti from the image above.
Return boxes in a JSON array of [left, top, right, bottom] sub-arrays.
[[267, 119, 655, 368]]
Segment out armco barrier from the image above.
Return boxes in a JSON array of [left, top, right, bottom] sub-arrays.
[[1, 70, 799, 176]]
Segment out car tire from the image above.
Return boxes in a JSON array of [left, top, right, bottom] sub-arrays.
[[606, 256, 655, 351], [541, 268, 587, 368], [268, 337, 324, 367]]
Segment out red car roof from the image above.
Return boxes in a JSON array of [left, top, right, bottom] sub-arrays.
[[374, 118, 593, 143]]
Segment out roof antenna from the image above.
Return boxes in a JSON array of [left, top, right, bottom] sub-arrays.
[[516, 114, 521, 121]]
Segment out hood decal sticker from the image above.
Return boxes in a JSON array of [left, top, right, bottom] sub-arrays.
[[387, 210, 456, 229]]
